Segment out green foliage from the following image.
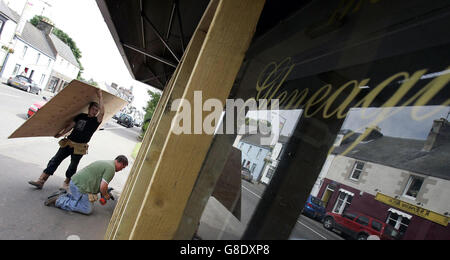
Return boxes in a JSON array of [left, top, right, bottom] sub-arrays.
[[141, 90, 161, 133]]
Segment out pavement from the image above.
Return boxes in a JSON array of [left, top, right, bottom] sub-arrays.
[[0, 123, 139, 239], [0, 83, 142, 240]]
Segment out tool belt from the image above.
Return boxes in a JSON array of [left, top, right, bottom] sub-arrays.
[[88, 193, 98, 203], [59, 138, 89, 155]]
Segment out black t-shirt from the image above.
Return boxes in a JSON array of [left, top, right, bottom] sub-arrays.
[[67, 113, 101, 143]]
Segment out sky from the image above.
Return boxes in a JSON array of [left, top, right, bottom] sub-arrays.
[[5, 0, 160, 112]]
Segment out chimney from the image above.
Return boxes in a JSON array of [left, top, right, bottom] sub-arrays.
[[363, 125, 383, 141], [37, 17, 54, 35], [15, 1, 34, 36], [423, 118, 450, 152]]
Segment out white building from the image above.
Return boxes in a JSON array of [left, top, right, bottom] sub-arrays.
[[0, 1, 19, 78], [0, 0, 79, 93], [1, 20, 55, 90]]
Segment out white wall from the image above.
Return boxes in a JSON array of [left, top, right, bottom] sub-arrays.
[[326, 155, 450, 216], [0, 19, 16, 45], [2, 38, 54, 88], [52, 55, 79, 80]]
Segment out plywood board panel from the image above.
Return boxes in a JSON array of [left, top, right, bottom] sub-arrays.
[[9, 80, 128, 139]]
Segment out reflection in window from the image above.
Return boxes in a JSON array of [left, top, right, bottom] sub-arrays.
[[333, 190, 353, 215], [403, 176, 424, 199], [350, 161, 364, 181], [355, 216, 369, 226], [386, 211, 411, 237]]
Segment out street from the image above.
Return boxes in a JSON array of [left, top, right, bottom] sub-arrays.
[[240, 181, 343, 240], [0, 82, 140, 239], [197, 179, 343, 240]]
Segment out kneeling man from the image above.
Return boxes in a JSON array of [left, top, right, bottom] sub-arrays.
[[46, 155, 128, 215]]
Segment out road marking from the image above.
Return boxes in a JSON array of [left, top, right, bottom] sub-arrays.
[[242, 184, 329, 240], [296, 220, 328, 240]]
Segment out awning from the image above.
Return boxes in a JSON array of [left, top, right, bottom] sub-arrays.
[[388, 208, 413, 220], [339, 188, 355, 197]]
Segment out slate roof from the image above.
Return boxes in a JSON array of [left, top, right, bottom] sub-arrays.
[[333, 124, 450, 181], [49, 34, 79, 68], [18, 22, 56, 59], [16, 22, 79, 69]]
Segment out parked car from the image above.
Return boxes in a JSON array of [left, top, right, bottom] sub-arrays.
[[7, 75, 41, 94], [117, 113, 134, 128], [323, 211, 400, 240], [241, 168, 252, 182], [113, 112, 122, 120], [27, 100, 47, 118], [302, 195, 326, 220]]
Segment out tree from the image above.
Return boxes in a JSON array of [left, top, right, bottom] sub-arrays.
[[30, 15, 84, 79], [141, 90, 161, 133]]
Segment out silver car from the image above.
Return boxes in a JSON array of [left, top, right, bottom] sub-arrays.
[[7, 75, 41, 95]]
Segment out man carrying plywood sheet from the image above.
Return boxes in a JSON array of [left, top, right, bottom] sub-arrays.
[[9, 80, 128, 190], [28, 89, 105, 190]]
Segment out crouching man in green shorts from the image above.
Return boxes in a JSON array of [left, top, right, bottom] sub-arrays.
[[46, 155, 128, 215]]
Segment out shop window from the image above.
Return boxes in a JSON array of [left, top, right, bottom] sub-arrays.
[[403, 176, 424, 199], [386, 211, 411, 238], [350, 161, 364, 181]]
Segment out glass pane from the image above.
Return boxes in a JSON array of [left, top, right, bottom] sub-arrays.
[[192, 0, 450, 241]]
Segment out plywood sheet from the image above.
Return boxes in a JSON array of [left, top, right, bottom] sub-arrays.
[[9, 80, 128, 139]]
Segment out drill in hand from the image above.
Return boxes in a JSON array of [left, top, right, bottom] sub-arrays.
[[99, 188, 115, 205]]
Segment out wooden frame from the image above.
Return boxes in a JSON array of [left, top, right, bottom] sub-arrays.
[[105, 0, 265, 240]]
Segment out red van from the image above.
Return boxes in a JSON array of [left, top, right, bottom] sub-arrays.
[[323, 211, 400, 240]]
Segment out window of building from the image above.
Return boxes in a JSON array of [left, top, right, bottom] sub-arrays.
[[250, 163, 256, 173], [36, 53, 41, 64], [247, 146, 252, 154], [403, 176, 424, 199], [333, 190, 353, 215], [22, 46, 28, 59], [386, 210, 411, 238], [266, 167, 275, 179], [47, 58, 52, 68], [39, 74, 45, 85], [350, 161, 364, 181], [12, 64, 21, 75], [256, 148, 262, 159], [242, 159, 247, 167]]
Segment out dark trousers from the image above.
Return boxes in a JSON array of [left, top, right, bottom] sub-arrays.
[[44, 146, 83, 179]]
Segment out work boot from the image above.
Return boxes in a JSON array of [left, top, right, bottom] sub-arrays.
[[28, 173, 50, 189], [61, 178, 70, 191], [45, 189, 67, 206], [44, 193, 62, 207]]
